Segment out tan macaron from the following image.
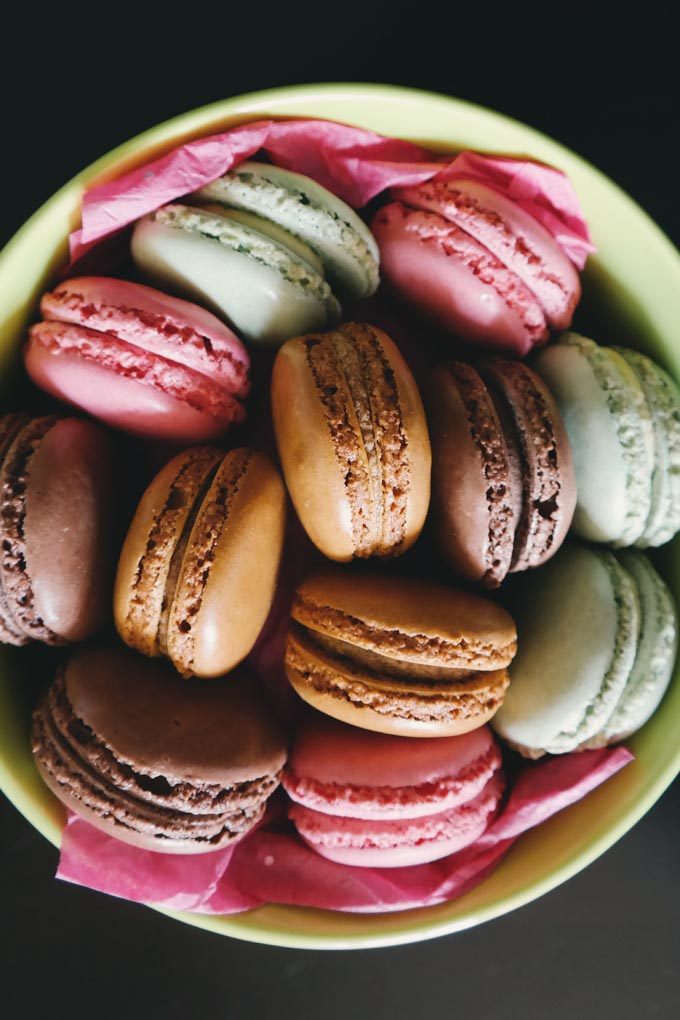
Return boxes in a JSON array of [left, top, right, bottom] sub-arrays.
[[114, 446, 286, 678], [271, 322, 431, 561], [285, 572, 517, 737]]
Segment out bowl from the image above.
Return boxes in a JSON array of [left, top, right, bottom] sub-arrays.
[[1, 83, 680, 950]]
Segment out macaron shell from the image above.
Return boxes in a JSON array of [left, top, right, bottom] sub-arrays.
[[114, 447, 224, 657], [132, 209, 340, 345], [168, 450, 287, 678], [492, 544, 640, 756], [292, 572, 517, 670], [40, 276, 249, 395], [284, 717, 501, 816], [63, 647, 287, 784], [23, 419, 113, 642], [392, 177, 580, 329], [427, 363, 515, 585], [290, 773, 503, 867], [25, 324, 240, 441], [372, 202, 547, 355]]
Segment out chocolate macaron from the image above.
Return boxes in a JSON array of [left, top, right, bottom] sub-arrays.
[[32, 645, 287, 853], [114, 446, 286, 678], [285, 572, 517, 736], [271, 323, 431, 561], [427, 359, 576, 587], [0, 413, 113, 646]]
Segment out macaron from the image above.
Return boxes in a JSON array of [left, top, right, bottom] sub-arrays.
[[372, 177, 581, 355], [428, 358, 576, 587], [271, 323, 431, 561], [131, 186, 347, 345], [492, 543, 677, 757], [285, 572, 517, 737], [114, 446, 286, 678], [533, 332, 680, 547], [0, 413, 113, 646], [282, 715, 504, 867], [193, 161, 380, 300], [31, 645, 288, 854], [25, 277, 250, 441]]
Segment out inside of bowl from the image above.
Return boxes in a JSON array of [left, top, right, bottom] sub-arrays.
[[1, 84, 680, 949]]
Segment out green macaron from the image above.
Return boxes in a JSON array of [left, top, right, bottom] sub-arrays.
[[492, 543, 639, 756], [534, 332, 680, 548], [131, 203, 341, 345], [193, 161, 380, 301]]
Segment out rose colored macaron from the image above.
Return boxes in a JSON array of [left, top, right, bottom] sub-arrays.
[[0, 413, 113, 646], [25, 277, 250, 441], [285, 572, 517, 737], [114, 446, 286, 678], [428, 358, 576, 587], [271, 322, 431, 561], [32, 645, 287, 854], [372, 177, 581, 355], [283, 715, 504, 867]]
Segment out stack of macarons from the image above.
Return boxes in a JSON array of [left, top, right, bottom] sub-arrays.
[[11, 129, 679, 886]]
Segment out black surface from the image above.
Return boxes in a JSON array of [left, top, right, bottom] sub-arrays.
[[2, 6, 680, 1018]]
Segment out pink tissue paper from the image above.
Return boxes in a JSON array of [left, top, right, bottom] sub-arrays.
[[69, 117, 593, 269]]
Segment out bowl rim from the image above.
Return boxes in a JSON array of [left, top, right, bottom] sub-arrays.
[[2, 81, 680, 950]]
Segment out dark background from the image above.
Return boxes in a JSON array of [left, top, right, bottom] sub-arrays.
[[2, 5, 679, 1018]]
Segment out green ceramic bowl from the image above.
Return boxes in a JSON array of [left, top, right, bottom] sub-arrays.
[[1, 84, 679, 950]]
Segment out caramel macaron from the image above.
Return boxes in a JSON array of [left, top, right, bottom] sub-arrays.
[[114, 446, 286, 678], [428, 359, 576, 587], [285, 572, 517, 736], [271, 323, 431, 561], [32, 645, 287, 854]]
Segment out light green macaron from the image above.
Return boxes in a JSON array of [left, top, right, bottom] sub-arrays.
[[534, 332, 680, 548], [492, 543, 677, 757], [131, 202, 342, 345], [493, 544, 640, 757], [533, 332, 654, 546], [193, 161, 380, 301]]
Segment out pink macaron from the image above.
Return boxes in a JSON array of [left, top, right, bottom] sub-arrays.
[[372, 177, 581, 355], [24, 277, 250, 441], [282, 715, 504, 867]]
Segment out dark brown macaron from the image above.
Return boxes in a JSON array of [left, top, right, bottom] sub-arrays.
[[285, 571, 516, 737], [427, 359, 576, 587], [271, 322, 431, 561], [0, 413, 114, 646], [31, 645, 288, 854]]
